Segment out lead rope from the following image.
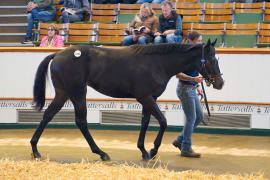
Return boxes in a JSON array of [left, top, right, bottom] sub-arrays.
[[201, 81, 210, 126], [200, 45, 210, 126]]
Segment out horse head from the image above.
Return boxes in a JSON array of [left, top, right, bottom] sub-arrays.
[[200, 39, 224, 90]]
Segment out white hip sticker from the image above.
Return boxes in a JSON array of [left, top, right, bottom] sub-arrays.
[[74, 50, 81, 58]]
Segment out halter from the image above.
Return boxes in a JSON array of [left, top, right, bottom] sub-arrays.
[[200, 45, 222, 86]]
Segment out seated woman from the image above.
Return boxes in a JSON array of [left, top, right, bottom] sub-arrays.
[[123, 3, 158, 46], [40, 24, 64, 47]]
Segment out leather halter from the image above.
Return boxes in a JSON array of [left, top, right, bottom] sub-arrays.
[[200, 45, 222, 86]]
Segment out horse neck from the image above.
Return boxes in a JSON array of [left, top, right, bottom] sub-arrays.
[[163, 48, 202, 78]]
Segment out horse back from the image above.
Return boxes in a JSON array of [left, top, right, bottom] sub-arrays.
[[86, 47, 169, 98], [50, 45, 169, 98]]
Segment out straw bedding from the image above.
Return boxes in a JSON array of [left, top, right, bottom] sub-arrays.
[[0, 159, 266, 180]]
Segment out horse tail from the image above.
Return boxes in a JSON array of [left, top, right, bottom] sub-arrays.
[[33, 53, 56, 111]]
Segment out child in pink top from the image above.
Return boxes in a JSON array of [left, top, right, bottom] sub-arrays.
[[40, 24, 64, 47]]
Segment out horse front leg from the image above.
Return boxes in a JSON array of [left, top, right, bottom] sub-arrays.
[[137, 107, 151, 160], [71, 97, 110, 161], [137, 96, 167, 159], [30, 94, 67, 159]]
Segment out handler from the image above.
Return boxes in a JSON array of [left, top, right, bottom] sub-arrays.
[[172, 31, 204, 158]]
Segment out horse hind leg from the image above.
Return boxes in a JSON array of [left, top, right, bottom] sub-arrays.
[[30, 93, 68, 159], [70, 95, 110, 161], [137, 107, 151, 160]]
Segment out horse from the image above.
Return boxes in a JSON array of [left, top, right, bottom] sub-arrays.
[[30, 39, 224, 161]]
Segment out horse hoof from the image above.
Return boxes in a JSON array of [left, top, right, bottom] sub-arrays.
[[150, 149, 158, 159], [100, 153, 111, 161], [31, 152, 41, 160], [142, 152, 150, 161]]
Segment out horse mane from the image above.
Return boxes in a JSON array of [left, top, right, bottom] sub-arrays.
[[128, 43, 202, 55]]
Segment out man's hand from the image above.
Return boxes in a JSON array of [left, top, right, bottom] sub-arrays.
[[163, 29, 175, 35], [197, 87, 203, 97], [154, 32, 161, 36], [193, 76, 203, 83], [27, 2, 38, 11]]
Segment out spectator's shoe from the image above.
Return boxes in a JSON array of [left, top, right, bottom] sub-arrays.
[[172, 140, 181, 151], [21, 37, 32, 44], [181, 149, 201, 158]]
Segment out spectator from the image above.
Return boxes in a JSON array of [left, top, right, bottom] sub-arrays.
[[58, 0, 90, 23], [39, 24, 64, 47], [154, 1, 182, 44], [22, 0, 56, 44], [172, 31, 204, 158], [136, 0, 164, 4], [123, 3, 158, 46]]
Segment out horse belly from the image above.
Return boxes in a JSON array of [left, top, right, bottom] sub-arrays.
[[88, 81, 134, 98]]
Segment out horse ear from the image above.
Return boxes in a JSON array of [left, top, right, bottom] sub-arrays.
[[211, 39, 217, 47], [206, 39, 211, 46]]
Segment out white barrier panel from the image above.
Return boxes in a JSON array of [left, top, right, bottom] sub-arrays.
[[1, 52, 270, 102], [0, 99, 270, 129]]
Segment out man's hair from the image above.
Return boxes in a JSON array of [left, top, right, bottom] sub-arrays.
[[181, 31, 201, 44], [187, 31, 201, 41], [161, 0, 174, 9]]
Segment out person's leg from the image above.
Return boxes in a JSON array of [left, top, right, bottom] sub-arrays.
[[154, 35, 163, 44], [60, 11, 69, 23], [178, 89, 197, 152], [138, 36, 147, 45], [122, 35, 134, 46], [173, 83, 184, 147], [25, 8, 41, 40], [68, 14, 83, 23], [151, 0, 164, 3], [166, 34, 180, 43], [175, 35, 182, 43], [36, 10, 55, 22], [26, 13, 34, 39], [136, 0, 152, 4], [193, 95, 204, 128]]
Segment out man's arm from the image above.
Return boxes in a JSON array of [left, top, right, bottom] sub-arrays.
[[174, 14, 182, 36], [176, 72, 203, 83]]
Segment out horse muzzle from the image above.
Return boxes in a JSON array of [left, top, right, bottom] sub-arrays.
[[213, 76, 224, 90]]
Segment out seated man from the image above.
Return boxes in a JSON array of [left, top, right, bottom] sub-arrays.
[[154, 0, 182, 44], [22, 0, 56, 44], [58, 0, 90, 23]]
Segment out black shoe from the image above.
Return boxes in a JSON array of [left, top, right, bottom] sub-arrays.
[[21, 37, 32, 44], [181, 149, 201, 158], [172, 140, 181, 151]]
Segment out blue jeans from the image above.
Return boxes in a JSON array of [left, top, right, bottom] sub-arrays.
[[136, 0, 164, 3], [60, 11, 83, 23], [154, 34, 182, 44], [176, 82, 204, 152], [122, 35, 148, 46], [26, 8, 55, 39]]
